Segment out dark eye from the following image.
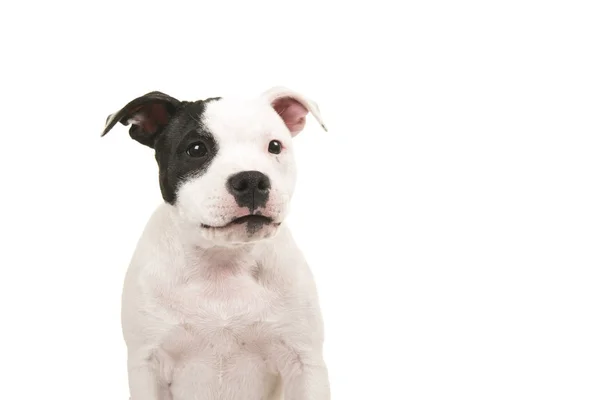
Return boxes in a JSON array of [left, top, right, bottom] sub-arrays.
[[268, 140, 282, 154], [186, 142, 208, 157]]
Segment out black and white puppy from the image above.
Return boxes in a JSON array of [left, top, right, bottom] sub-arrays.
[[102, 86, 330, 400]]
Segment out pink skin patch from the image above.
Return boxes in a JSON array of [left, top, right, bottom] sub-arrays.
[[232, 206, 270, 220], [272, 97, 309, 136]]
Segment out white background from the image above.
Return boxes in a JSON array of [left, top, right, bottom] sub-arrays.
[[1, 1, 599, 399]]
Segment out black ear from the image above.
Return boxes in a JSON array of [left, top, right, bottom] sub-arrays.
[[101, 91, 181, 148]]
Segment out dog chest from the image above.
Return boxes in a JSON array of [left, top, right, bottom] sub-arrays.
[[152, 269, 284, 360], [147, 271, 286, 399]]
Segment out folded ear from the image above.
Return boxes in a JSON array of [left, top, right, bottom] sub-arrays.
[[101, 91, 181, 148], [261, 86, 327, 136]]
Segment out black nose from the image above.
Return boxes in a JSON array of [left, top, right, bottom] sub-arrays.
[[227, 171, 271, 211]]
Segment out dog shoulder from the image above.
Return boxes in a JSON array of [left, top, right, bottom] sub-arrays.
[[121, 204, 184, 322]]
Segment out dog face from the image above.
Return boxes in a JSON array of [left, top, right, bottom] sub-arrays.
[[102, 87, 326, 245]]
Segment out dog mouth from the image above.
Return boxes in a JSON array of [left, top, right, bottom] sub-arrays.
[[200, 215, 279, 230]]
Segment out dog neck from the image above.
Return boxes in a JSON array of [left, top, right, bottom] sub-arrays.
[[164, 204, 268, 278]]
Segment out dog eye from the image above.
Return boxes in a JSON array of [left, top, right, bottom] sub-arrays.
[[186, 142, 208, 157], [268, 140, 282, 154]]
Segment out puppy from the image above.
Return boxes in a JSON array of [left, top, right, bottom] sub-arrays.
[[102, 87, 330, 400]]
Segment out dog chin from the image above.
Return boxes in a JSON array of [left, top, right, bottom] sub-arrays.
[[199, 219, 282, 245]]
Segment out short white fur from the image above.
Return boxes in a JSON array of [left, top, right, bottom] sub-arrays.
[[120, 87, 330, 400]]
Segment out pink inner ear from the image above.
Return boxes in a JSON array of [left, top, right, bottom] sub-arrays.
[[129, 103, 171, 134], [272, 97, 308, 136]]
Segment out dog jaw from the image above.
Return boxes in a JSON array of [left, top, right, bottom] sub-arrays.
[[199, 221, 283, 246]]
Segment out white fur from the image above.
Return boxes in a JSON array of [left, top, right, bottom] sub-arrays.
[[121, 88, 330, 400], [176, 97, 297, 245]]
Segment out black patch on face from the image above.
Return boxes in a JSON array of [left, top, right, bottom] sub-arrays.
[[153, 100, 220, 204], [228, 214, 273, 235], [246, 217, 269, 235]]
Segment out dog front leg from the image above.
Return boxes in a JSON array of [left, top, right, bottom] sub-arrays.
[[281, 355, 330, 400], [127, 349, 172, 400]]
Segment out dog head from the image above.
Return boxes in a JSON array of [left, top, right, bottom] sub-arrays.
[[102, 87, 326, 245]]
